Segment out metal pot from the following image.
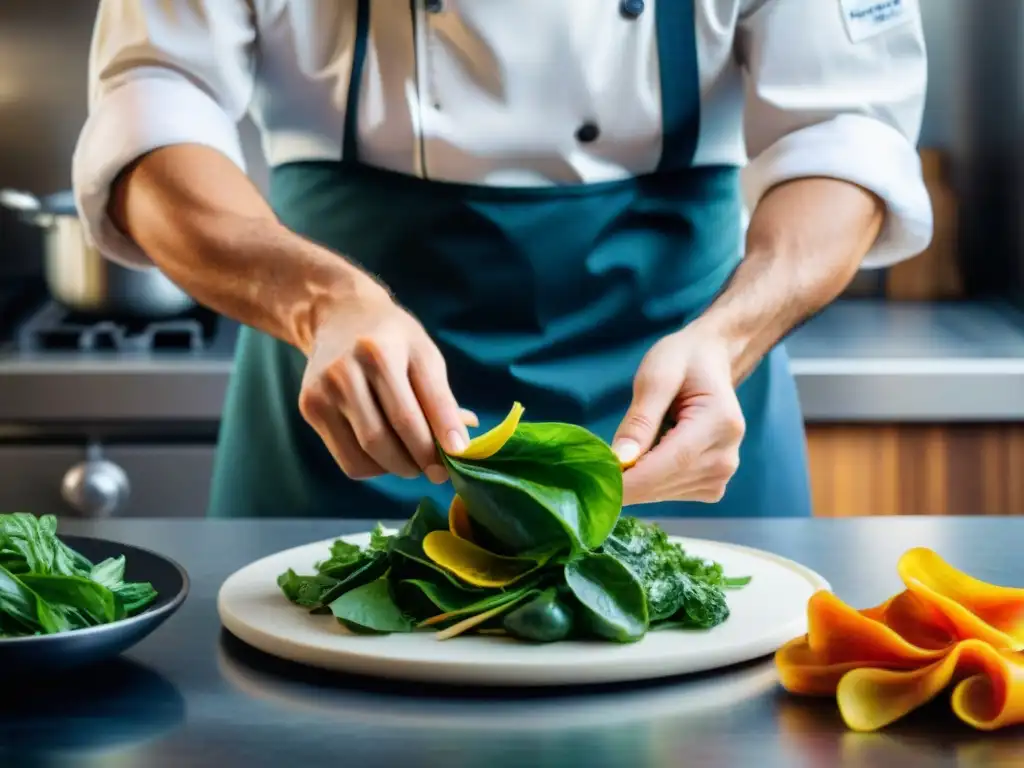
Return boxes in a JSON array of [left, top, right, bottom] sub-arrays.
[[0, 188, 196, 318]]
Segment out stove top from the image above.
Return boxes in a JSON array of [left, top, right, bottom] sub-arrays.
[[0, 287, 236, 358], [15, 302, 220, 353]]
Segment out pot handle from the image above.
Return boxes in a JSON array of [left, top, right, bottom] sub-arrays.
[[0, 188, 50, 226]]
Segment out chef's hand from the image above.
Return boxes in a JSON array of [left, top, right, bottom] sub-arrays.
[[297, 283, 475, 485], [612, 327, 745, 506]]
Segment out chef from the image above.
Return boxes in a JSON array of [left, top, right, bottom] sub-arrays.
[[73, 0, 931, 519]]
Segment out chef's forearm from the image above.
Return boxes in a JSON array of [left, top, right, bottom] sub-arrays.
[[108, 144, 382, 354], [692, 177, 885, 383]]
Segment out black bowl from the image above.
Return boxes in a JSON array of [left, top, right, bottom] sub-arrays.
[[0, 535, 189, 672]]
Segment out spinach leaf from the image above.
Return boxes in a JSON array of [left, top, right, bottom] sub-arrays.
[[396, 578, 491, 616], [19, 573, 120, 624], [0, 513, 159, 636], [330, 577, 414, 634], [442, 422, 622, 557], [311, 553, 389, 611], [0, 564, 67, 634], [278, 569, 340, 608], [89, 556, 126, 589], [724, 576, 752, 589], [369, 523, 393, 553], [663, 576, 730, 630], [502, 587, 575, 643], [602, 516, 743, 625], [391, 498, 448, 555], [0, 513, 92, 577], [313, 529, 393, 581], [314, 541, 367, 580], [564, 553, 647, 643], [112, 581, 159, 615], [329, 539, 362, 560], [418, 582, 540, 628]]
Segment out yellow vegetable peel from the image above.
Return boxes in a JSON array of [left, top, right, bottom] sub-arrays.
[[449, 402, 524, 460], [422, 530, 537, 588]]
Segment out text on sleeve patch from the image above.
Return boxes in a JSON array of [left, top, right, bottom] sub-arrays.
[[839, 0, 916, 44]]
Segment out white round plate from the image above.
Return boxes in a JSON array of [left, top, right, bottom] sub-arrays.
[[218, 531, 829, 686]]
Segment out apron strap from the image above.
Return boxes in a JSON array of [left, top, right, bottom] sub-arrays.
[[655, 0, 700, 172], [343, 0, 372, 164]]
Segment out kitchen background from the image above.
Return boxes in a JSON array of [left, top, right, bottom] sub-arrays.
[[1, 0, 1022, 519]]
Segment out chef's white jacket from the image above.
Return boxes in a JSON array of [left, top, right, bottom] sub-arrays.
[[72, 0, 932, 270]]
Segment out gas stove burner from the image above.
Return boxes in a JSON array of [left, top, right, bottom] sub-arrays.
[[16, 302, 217, 353]]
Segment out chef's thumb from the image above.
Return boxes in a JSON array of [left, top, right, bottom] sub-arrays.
[[612, 375, 677, 469]]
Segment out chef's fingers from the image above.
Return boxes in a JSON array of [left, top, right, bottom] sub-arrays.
[[333, 356, 421, 479], [299, 389, 386, 480], [409, 343, 470, 455], [612, 358, 680, 468], [621, 417, 723, 505], [323, 413, 388, 480], [460, 408, 480, 428], [355, 339, 448, 484]]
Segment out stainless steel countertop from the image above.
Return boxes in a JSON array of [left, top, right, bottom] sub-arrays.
[[3, 516, 1022, 767], [1, 299, 1024, 423]]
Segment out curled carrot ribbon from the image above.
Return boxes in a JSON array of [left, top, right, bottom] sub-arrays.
[[775, 547, 1024, 732]]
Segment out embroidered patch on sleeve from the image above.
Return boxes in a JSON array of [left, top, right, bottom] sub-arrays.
[[839, 0, 916, 43]]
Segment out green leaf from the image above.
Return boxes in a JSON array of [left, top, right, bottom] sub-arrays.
[[369, 523, 392, 553], [391, 498, 448, 555], [724, 576, 752, 589], [310, 553, 389, 611], [0, 514, 158, 636], [665, 576, 730, 629], [0, 513, 92, 577], [19, 573, 119, 624], [314, 542, 367, 579], [388, 499, 470, 587], [329, 539, 362, 560], [601, 516, 746, 625], [564, 553, 648, 643], [418, 582, 540, 628], [442, 422, 623, 557], [277, 568, 340, 608], [113, 581, 159, 615], [89, 556, 126, 589], [393, 577, 496, 622], [502, 587, 575, 643], [329, 577, 414, 634], [0, 564, 66, 634]]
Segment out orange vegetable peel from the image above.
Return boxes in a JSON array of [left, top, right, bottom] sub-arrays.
[[448, 495, 475, 541], [775, 547, 1024, 732]]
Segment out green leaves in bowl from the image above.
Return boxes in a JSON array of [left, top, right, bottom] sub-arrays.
[[277, 402, 751, 643], [0, 513, 159, 638]]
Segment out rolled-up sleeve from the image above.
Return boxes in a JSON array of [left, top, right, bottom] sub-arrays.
[[72, 0, 256, 268], [737, 0, 932, 268]]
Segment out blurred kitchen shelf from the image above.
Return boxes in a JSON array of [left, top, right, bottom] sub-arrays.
[[789, 299, 1024, 422], [1, 300, 1024, 424]]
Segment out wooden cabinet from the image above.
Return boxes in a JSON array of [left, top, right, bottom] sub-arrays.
[[806, 424, 1024, 516]]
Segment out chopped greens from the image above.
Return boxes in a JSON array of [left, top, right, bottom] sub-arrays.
[[0, 513, 159, 638], [278, 402, 750, 643]]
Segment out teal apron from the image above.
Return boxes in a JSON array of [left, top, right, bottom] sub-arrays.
[[209, 0, 811, 519]]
